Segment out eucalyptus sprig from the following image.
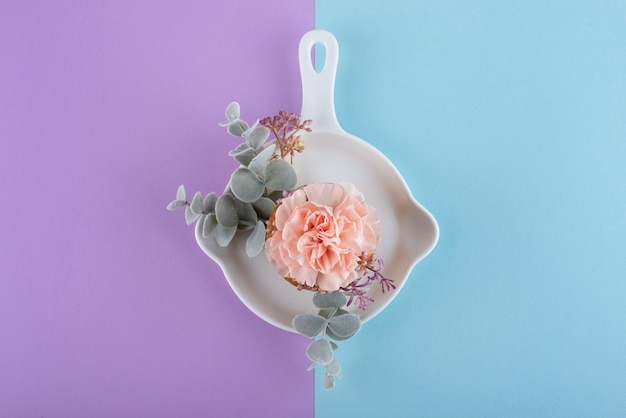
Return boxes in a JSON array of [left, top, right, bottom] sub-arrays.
[[293, 292, 361, 390], [167, 102, 309, 256]]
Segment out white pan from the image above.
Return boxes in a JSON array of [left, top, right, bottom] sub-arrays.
[[196, 30, 439, 333]]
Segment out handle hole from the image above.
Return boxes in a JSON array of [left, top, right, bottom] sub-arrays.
[[312, 42, 326, 74]]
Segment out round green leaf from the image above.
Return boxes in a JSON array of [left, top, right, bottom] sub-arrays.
[[215, 193, 238, 228], [166, 199, 186, 210], [224, 101, 240, 121], [202, 213, 217, 238], [306, 339, 333, 366], [265, 159, 297, 190], [323, 374, 335, 390], [248, 144, 276, 179], [252, 197, 276, 220], [245, 126, 270, 150], [325, 358, 341, 376], [190, 192, 204, 215], [184, 205, 201, 225], [203, 192, 218, 213], [246, 221, 266, 257], [235, 200, 257, 225], [176, 184, 186, 201], [229, 144, 256, 166], [229, 167, 266, 203], [228, 120, 249, 137], [327, 313, 361, 338], [293, 314, 328, 338], [228, 142, 249, 156], [214, 224, 237, 247]]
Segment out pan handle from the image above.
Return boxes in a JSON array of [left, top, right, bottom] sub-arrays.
[[299, 30, 343, 133]]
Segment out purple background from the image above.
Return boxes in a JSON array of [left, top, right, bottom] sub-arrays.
[[0, 1, 313, 416]]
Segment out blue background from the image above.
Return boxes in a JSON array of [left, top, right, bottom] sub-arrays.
[[316, 1, 626, 416]]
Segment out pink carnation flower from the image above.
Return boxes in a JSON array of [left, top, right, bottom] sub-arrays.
[[265, 182, 380, 292]]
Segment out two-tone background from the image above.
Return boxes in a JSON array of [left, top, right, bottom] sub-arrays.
[[2, 1, 625, 417]]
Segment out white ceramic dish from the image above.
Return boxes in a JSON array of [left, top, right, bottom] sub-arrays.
[[196, 30, 439, 333]]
